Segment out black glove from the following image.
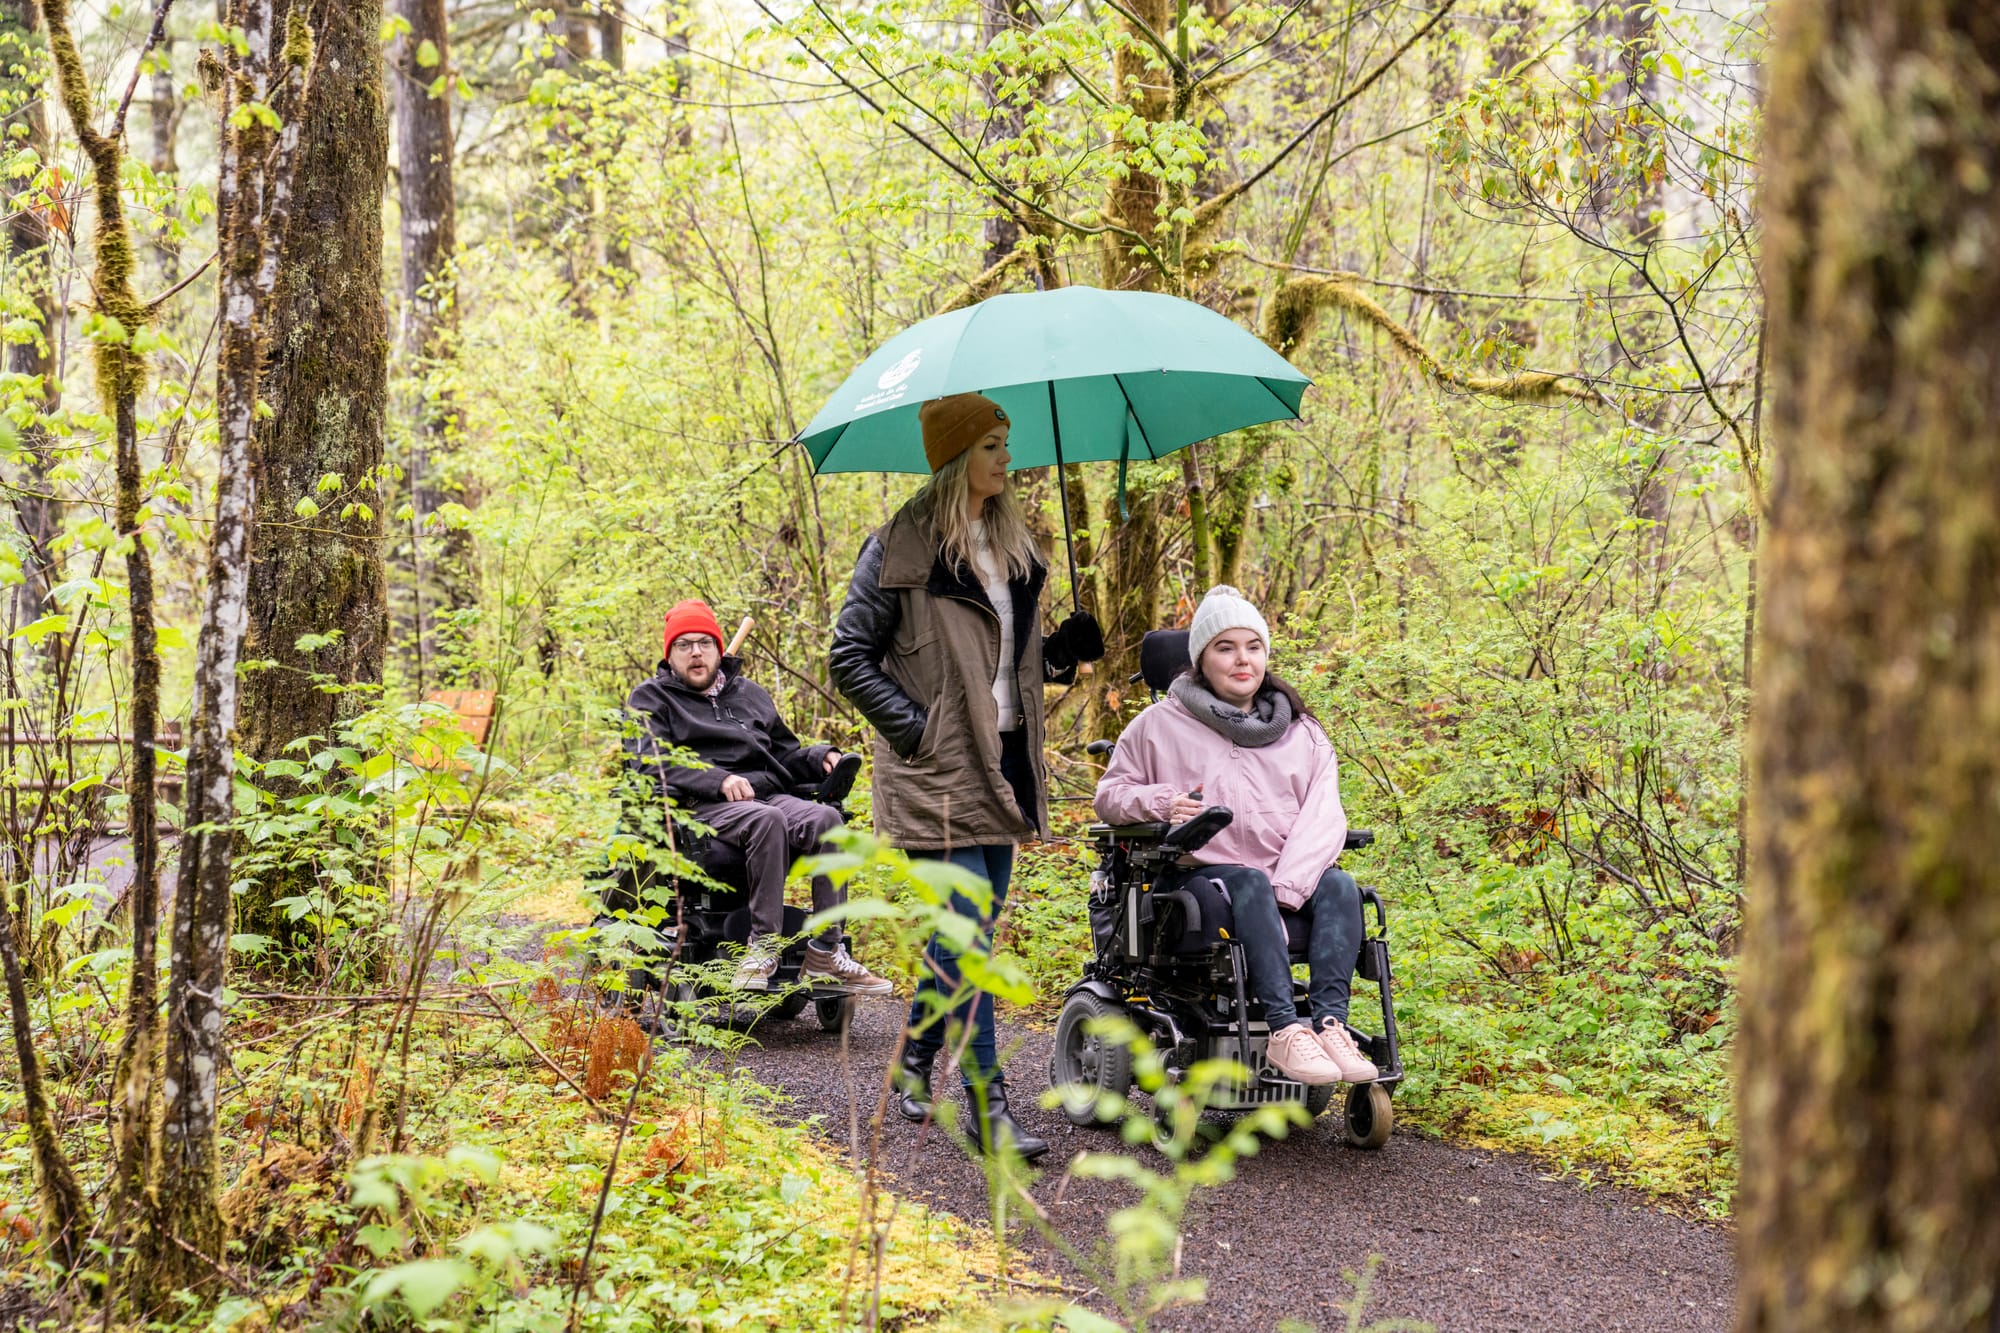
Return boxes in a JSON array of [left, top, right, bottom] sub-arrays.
[[1053, 611, 1105, 664]]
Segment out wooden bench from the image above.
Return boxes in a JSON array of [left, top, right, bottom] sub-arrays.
[[416, 690, 498, 770]]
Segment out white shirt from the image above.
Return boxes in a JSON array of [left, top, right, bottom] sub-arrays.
[[969, 520, 1022, 730]]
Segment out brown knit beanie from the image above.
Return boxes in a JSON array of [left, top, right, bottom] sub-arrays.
[[919, 393, 1008, 472]]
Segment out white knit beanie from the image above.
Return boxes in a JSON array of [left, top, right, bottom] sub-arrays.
[[1187, 585, 1271, 668]]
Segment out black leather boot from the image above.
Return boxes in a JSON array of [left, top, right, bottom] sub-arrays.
[[896, 1044, 937, 1123], [968, 1079, 1049, 1161]]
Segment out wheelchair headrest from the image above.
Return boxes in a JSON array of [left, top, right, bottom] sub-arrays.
[[1139, 629, 1191, 692]]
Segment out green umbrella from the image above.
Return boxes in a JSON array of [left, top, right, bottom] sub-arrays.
[[801, 286, 1309, 472], [799, 285, 1311, 601]]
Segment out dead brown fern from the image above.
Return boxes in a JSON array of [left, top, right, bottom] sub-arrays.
[[583, 1016, 648, 1101]]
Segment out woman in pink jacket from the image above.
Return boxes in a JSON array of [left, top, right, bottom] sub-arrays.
[[1093, 586, 1379, 1088]]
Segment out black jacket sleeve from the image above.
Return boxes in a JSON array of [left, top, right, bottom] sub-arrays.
[[829, 534, 928, 759]]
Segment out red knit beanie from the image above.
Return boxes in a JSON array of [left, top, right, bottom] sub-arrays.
[[662, 599, 726, 658]]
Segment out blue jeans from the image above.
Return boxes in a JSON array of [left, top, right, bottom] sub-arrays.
[[905, 842, 1013, 1085], [1157, 863, 1364, 1032]]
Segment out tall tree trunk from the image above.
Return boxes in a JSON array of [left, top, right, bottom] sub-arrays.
[[239, 0, 389, 769], [551, 0, 595, 320], [977, 0, 1025, 270], [1738, 3, 2000, 1330], [38, 0, 166, 1220], [394, 0, 461, 688], [148, 37, 178, 283], [156, 0, 316, 1289], [1086, 0, 1175, 734], [596, 3, 633, 285], [2, 1, 61, 622]]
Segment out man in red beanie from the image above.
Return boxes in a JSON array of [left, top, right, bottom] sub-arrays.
[[626, 600, 889, 994]]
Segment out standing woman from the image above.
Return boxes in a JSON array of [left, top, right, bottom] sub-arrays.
[[830, 393, 1102, 1160]]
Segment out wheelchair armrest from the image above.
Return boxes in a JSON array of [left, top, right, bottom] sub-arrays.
[[1345, 828, 1375, 850], [1096, 806, 1236, 852], [806, 752, 863, 808], [1163, 805, 1234, 852]]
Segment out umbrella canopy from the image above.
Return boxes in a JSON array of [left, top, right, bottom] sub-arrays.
[[799, 286, 1311, 474]]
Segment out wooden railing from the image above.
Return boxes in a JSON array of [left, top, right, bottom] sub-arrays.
[[1, 720, 186, 837]]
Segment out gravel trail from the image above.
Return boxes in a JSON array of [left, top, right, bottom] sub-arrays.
[[716, 995, 1735, 1333]]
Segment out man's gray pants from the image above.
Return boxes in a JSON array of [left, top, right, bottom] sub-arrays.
[[691, 794, 844, 941]]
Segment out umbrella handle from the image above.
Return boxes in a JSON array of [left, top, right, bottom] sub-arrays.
[[1049, 381, 1081, 614]]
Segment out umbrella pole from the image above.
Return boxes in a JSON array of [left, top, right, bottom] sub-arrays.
[[1047, 381, 1081, 613]]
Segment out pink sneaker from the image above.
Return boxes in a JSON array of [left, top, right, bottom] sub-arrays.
[[1264, 1023, 1344, 1085], [1315, 1021, 1379, 1083]]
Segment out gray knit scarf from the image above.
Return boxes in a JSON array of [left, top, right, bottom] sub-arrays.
[[1170, 672, 1293, 748]]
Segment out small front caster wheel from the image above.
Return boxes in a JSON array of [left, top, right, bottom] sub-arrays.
[[816, 995, 855, 1033], [1344, 1082, 1393, 1149]]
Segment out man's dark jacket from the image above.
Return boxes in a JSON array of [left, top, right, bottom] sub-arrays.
[[624, 657, 832, 802]]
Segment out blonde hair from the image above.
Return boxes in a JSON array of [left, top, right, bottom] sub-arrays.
[[915, 449, 1036, 581]]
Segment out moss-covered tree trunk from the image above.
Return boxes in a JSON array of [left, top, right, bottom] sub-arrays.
[[38, 0, 167, 1220], [1737, 2, 2000, 1329], [239, 0, 388, 767], [0, 895, 84, 1268]]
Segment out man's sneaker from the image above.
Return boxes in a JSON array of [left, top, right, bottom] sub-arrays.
[[1316, 1021, 1380, 1083], [1263, 1022, 1343, 1085], [732, 938, 780, 992], [801, 941, 893, 995]]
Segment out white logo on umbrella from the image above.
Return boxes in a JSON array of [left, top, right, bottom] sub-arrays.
[[876, 349, 922, 390]]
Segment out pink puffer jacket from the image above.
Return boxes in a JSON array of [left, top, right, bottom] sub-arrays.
[[1093, 695, 1347, 910]]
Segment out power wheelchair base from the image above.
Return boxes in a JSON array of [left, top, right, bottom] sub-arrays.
[[1049, 815, 1405, 1150], [593, 866, 867, 1037]]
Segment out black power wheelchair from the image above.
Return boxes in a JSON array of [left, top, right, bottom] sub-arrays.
[[593, 755, 869, 1034], [1048, 631, 1405, 1148]]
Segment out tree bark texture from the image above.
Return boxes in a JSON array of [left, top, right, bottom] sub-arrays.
[[393, 0, 463, 681], [158, 0, 316, 1285], [148, 39, 178, 283], [240, 0, 388, 765], [1738, 3, 2000, 1331], [37, 0, 167, 1215], [2, 1, 62, 621]]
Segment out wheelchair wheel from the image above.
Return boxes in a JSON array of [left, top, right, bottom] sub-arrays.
[[1344, 1082, 1393, 1149], [816, 995, 855, 1033], [771, 990, 810, 1022], [1049, 990, 1133, 1127], [1304, 1082, 1336, 1120]]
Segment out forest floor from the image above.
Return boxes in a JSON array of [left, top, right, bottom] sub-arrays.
[[698, 995, 1736, 1333]]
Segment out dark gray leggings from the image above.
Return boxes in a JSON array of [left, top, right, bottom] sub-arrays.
[[1156, 863, 1364, 1031]]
